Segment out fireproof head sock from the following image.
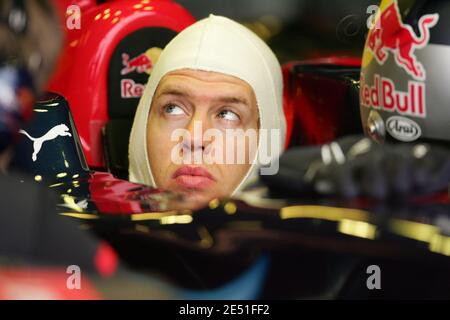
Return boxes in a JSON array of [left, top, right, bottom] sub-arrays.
[[128, 14, 286, 195]]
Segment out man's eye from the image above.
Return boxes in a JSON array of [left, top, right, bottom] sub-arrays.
[[164, 104, 185, 116], [218, 110, 239, 121]]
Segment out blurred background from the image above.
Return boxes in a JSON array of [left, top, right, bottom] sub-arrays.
[[177, 0, 380, 62]]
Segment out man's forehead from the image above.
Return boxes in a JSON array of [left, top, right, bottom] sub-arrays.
[[159, 69, 253, 91], [155, 69, 257, 104]]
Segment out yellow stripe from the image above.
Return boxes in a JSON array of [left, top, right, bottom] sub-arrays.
[[281, 205, 369, 222], [131, 211, 182, 221], [60, 212, 99, 220], [389, 219, 439, 243]]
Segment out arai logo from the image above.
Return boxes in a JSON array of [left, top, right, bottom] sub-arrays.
[[386, 116, 422, 142]]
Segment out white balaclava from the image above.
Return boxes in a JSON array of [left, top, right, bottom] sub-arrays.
[[128, 14, 286, 195]]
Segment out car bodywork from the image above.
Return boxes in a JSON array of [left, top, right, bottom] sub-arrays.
[[11, 88, 450, 298]]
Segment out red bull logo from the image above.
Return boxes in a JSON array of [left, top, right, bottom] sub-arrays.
[[120, 47, 162, 99], [367, 1, 439, 80], [120, 47, 162, 76]]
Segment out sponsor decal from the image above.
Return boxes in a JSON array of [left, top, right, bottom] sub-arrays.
[[120, 47, 162, 99], [121, 79, 145, 99], [360, 74, 426, 117], [121, 47, 162, 76], [361, 0, 440, 141], [386, 116, 422, 142], [19, 124, 72, 162]]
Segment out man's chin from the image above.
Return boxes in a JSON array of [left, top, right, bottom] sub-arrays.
[[178, 190, 213, 210], [163, 187, 215, 211]]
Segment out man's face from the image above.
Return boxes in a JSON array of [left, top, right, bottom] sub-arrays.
[[147, 69, 259, 208]]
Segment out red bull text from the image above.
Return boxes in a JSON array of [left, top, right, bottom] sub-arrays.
[[360, 74, 426, 117]]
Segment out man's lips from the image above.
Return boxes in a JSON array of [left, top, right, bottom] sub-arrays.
[[172, 166, 216, 189]]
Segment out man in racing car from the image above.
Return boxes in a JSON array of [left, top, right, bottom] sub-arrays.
[[128, 14, 286, 209]]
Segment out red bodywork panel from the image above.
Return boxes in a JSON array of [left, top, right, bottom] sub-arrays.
[[0, 268, 101, 300], [283, 57, 362, 147], [48, 0, 195, 168], [88, 171, 167, 214]]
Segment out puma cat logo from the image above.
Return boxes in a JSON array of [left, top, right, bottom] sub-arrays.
[[19, 124, 72, 162]]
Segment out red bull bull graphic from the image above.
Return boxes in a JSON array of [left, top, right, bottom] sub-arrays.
[[367, 1, 439, 81], [121, 47, 162, 76], [121, 53, 152, 75]]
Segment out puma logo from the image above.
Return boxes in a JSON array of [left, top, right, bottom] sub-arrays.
[[19, 124, 72, 162]]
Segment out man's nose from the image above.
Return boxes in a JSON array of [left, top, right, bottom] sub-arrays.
[[183, 112, 212, 152]]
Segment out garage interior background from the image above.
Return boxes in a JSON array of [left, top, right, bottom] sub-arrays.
[[177, 0, 380, 62]]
